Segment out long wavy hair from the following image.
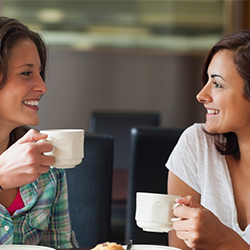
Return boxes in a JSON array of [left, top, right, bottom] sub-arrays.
[[202, 30, 250, 160], [0, 17, 47, 146]]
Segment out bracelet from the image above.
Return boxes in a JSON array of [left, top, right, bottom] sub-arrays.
[[0, 185, 3, 191]]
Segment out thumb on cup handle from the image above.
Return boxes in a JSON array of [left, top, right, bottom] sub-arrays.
[[171, 203, 182, 222], [36, 139, 55, 157], [173, 203, 181, 210]]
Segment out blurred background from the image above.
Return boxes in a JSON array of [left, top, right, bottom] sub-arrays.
[[0, 0, 249, 130]]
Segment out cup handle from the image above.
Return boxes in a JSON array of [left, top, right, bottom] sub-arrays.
[[173, 203, 181, 210], [171, 203, 181, 222]]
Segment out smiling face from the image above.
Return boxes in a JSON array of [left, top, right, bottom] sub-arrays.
[[196, 49, 250, 135], [0, 39, 47, 131]]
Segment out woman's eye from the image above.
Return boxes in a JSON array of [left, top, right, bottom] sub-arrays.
[[21, 71, 32, 77], [212, 81, 222, 88]]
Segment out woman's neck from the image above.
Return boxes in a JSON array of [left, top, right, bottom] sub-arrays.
[[235, 133, 250, 165]]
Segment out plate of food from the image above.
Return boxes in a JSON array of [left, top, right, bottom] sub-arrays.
[[90, 241, 182, 250], [122, 245, 182, 250]]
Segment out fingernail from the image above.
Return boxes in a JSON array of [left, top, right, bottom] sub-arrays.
[[176, 197, 185, 202]]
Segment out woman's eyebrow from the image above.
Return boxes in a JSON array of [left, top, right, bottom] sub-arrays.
[[211, 74, 224, 80], [16, 63, 34, 69]]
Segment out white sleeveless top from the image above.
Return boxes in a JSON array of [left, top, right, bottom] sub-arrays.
[[166, 123, 250, 244]]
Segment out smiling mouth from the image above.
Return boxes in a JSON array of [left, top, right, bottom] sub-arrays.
[[207, 109, 219, 114], [23, 100, 39, 107]]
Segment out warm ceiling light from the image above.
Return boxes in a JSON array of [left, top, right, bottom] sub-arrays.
[[38, 9, 64, 23]]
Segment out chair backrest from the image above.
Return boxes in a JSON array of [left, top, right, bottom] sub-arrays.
[[88, 111, 160, 244], [125, 126, 184, 245], [65, 132, 114, 248], [88, 111, 160, 170]]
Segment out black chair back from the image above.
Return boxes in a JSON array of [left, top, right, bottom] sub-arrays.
[[66, 132, 114, 248], [89, 111, 160, 170], [125, 126, 184, 245], [88, 111, 160, 243]]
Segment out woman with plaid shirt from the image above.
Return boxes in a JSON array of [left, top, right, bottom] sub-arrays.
[[0, 17, 78, 248]]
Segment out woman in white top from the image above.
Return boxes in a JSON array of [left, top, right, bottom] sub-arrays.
[[166, 30, 250, 250]]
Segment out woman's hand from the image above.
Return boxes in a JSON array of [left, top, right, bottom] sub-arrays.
[[173, 195, 240, 250], [0, 129, 55, 190]]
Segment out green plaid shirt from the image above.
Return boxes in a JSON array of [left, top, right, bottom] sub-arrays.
[[0, 168, 79, 248]]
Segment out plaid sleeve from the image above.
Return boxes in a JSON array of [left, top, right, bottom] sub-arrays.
[[39, 169, 79, 248]]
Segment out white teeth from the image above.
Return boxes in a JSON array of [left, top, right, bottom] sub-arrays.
[[207, 109, 219, 114], [24, 100, 39, 106]]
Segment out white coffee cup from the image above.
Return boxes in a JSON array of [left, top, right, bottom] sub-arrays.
[[135, 192, 180, 233], [40, 129, 84, 169]]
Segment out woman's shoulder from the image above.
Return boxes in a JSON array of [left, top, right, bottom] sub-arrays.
[[181, 123, 217, 144], [176, 123, 223, 156], [183, 123, 204, 134], [180, 123, 206, 143]]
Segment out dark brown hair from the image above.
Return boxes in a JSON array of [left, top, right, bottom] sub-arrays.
[[202, 30, 250, 160], [0, 17, 47, 145]]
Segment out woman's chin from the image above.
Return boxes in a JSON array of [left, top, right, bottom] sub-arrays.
[[27, 118, 40, 127]]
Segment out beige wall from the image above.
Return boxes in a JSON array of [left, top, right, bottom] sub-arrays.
[[35, 48, 206, 132]]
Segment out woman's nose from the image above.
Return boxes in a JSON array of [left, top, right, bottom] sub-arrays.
[[196, 84, 212, 104], [33, 74, 47, 94]]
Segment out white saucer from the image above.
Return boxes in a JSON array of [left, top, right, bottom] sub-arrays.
[[0, 245, 55, 250]]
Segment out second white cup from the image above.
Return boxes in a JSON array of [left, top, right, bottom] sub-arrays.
[[40, 129, 84, 169], [135, 192, 180, 233]]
